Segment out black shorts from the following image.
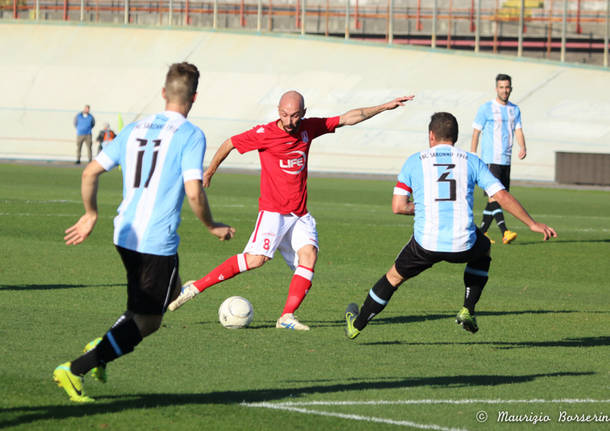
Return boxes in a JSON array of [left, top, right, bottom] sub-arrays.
[[116, 245, 180, 315], [486, 163, 511, 191], [394, 229, 491, 280]]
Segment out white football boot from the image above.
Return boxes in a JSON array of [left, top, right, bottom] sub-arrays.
[[168, 281, 199, 311], [275, 313, 310, 331]]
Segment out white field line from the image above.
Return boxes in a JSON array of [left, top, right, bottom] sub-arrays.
[[242, 399, 610, 430], [242, 401, 466, 431], [246, 399, 610, 407]]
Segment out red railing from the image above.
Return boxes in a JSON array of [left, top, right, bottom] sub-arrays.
[[4, 0, 608, 63]]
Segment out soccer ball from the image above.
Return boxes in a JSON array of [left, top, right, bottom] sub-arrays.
[[218, 296, 254, 329]]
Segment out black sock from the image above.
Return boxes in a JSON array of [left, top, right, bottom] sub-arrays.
[[490, 202, 508, 233], [71, 317, 143, 376], [70, 349, 99, 376], [353, 275, 397, 331], [463, 255, 491, 314], [480, 202, 495, 233]]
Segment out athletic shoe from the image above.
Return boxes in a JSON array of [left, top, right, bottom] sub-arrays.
[[83, 337, 106, 383], [502, 230, 517, 244], [344, 303, 361, 340], [456, 307, 479, 333], [483, 232, 495, 244], [53, 362, 94, 403], [276, 313, 310, 331], [168, 280, 199, 311]]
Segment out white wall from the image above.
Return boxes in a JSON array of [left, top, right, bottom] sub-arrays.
[[1, 22, 609, 181]]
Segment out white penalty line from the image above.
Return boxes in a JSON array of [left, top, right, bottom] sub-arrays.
[[242, 399, 610, 431], [242, 401, 465, 431]]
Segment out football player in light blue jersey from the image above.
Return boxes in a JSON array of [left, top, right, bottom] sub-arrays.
[[471, 74, 527, 245], [344, 112, 556, 340], [54, 62, 235, 403]]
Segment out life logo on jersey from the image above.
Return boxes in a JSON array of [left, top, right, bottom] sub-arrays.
[[279, 150, 306, 175]]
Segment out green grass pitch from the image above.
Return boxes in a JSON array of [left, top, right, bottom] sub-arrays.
[[1, 162, 609, 430]]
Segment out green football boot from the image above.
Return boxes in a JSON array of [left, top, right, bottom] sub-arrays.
[[344, 303, 361, 340], [53, 362, 94, 403], [456, 307, 479, 333]]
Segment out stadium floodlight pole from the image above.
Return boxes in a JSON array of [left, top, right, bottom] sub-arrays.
[[301, 0, 305, 35], [213, 0, 218, 29], [388, 0, 393, 44], [474, 0, 480, 53], [345, 0, 350, 40], [517, 0, 524, 57], [604, 0, 610, 67], [431, 0, 437, 48], [256, 0, 262, 32], [561, 0, 567, 62]]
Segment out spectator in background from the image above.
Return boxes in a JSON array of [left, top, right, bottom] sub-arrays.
[[74, 105, 96, 164], [96, 123, 116, 154]]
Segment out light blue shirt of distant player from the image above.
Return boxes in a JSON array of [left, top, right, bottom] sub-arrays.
[[96, 111, 206, 256], [396, 144, 504, 253], [473, 100, 522, 165]]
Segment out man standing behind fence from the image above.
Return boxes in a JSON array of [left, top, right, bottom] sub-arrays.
[[74, 104, 96, 164]]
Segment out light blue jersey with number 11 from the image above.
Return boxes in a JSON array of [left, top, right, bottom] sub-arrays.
[[395, 144, 504, 253], [96, 111, 206, 256]]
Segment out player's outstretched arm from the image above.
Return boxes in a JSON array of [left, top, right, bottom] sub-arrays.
[[185, 180, 235, 241], [338, 95, 415, 127], [203, 138, 235, 188], [64, 161, 105, 245], [492, 189, 557, 240]]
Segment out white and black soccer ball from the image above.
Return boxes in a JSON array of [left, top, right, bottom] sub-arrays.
[[218, 296, 254, 329]]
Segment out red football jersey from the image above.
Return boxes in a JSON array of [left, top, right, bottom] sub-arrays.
[[231, 116, 340, 216]]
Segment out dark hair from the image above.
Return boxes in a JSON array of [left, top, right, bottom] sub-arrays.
[[429, 112, 458, 143], [164, 62, 200, 104], [495, 73, 512, 85]]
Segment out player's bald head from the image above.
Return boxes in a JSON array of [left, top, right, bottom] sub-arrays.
[[277, 90, 306, 134], [278, 91, 305, 112]]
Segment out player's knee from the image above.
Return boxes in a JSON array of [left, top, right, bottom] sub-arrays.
[[297, 245, 318, 268], [245, 253, 268, 269], [133, 314, 163, 337]]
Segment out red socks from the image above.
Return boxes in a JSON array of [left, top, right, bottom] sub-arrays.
[[192, 256, 314, 316], [282, 265, 314, 315], [193, 254, 249, 292]]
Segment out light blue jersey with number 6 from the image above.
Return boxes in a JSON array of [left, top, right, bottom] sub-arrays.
[[395, 144, 504, 253], [96, 111, 206, 256]]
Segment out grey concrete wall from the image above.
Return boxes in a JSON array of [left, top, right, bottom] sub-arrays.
[[1, 22, 609, 181]]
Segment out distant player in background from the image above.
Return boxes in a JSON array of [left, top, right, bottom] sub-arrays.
[[54, 62, 235, 403], [344, 112, 556, 340], [95, 122, 116, 154], [169, 90, 414, 330], [74, 104, 96, 164], [471, 74, 527, 244]]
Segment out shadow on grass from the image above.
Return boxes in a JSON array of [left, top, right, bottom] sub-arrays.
[[361, 336, 610, 349], [0, 283, 124, 291], [311, 309, 600, 328], [512, 238, 610, 246], [0, 371, 594, 428]]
